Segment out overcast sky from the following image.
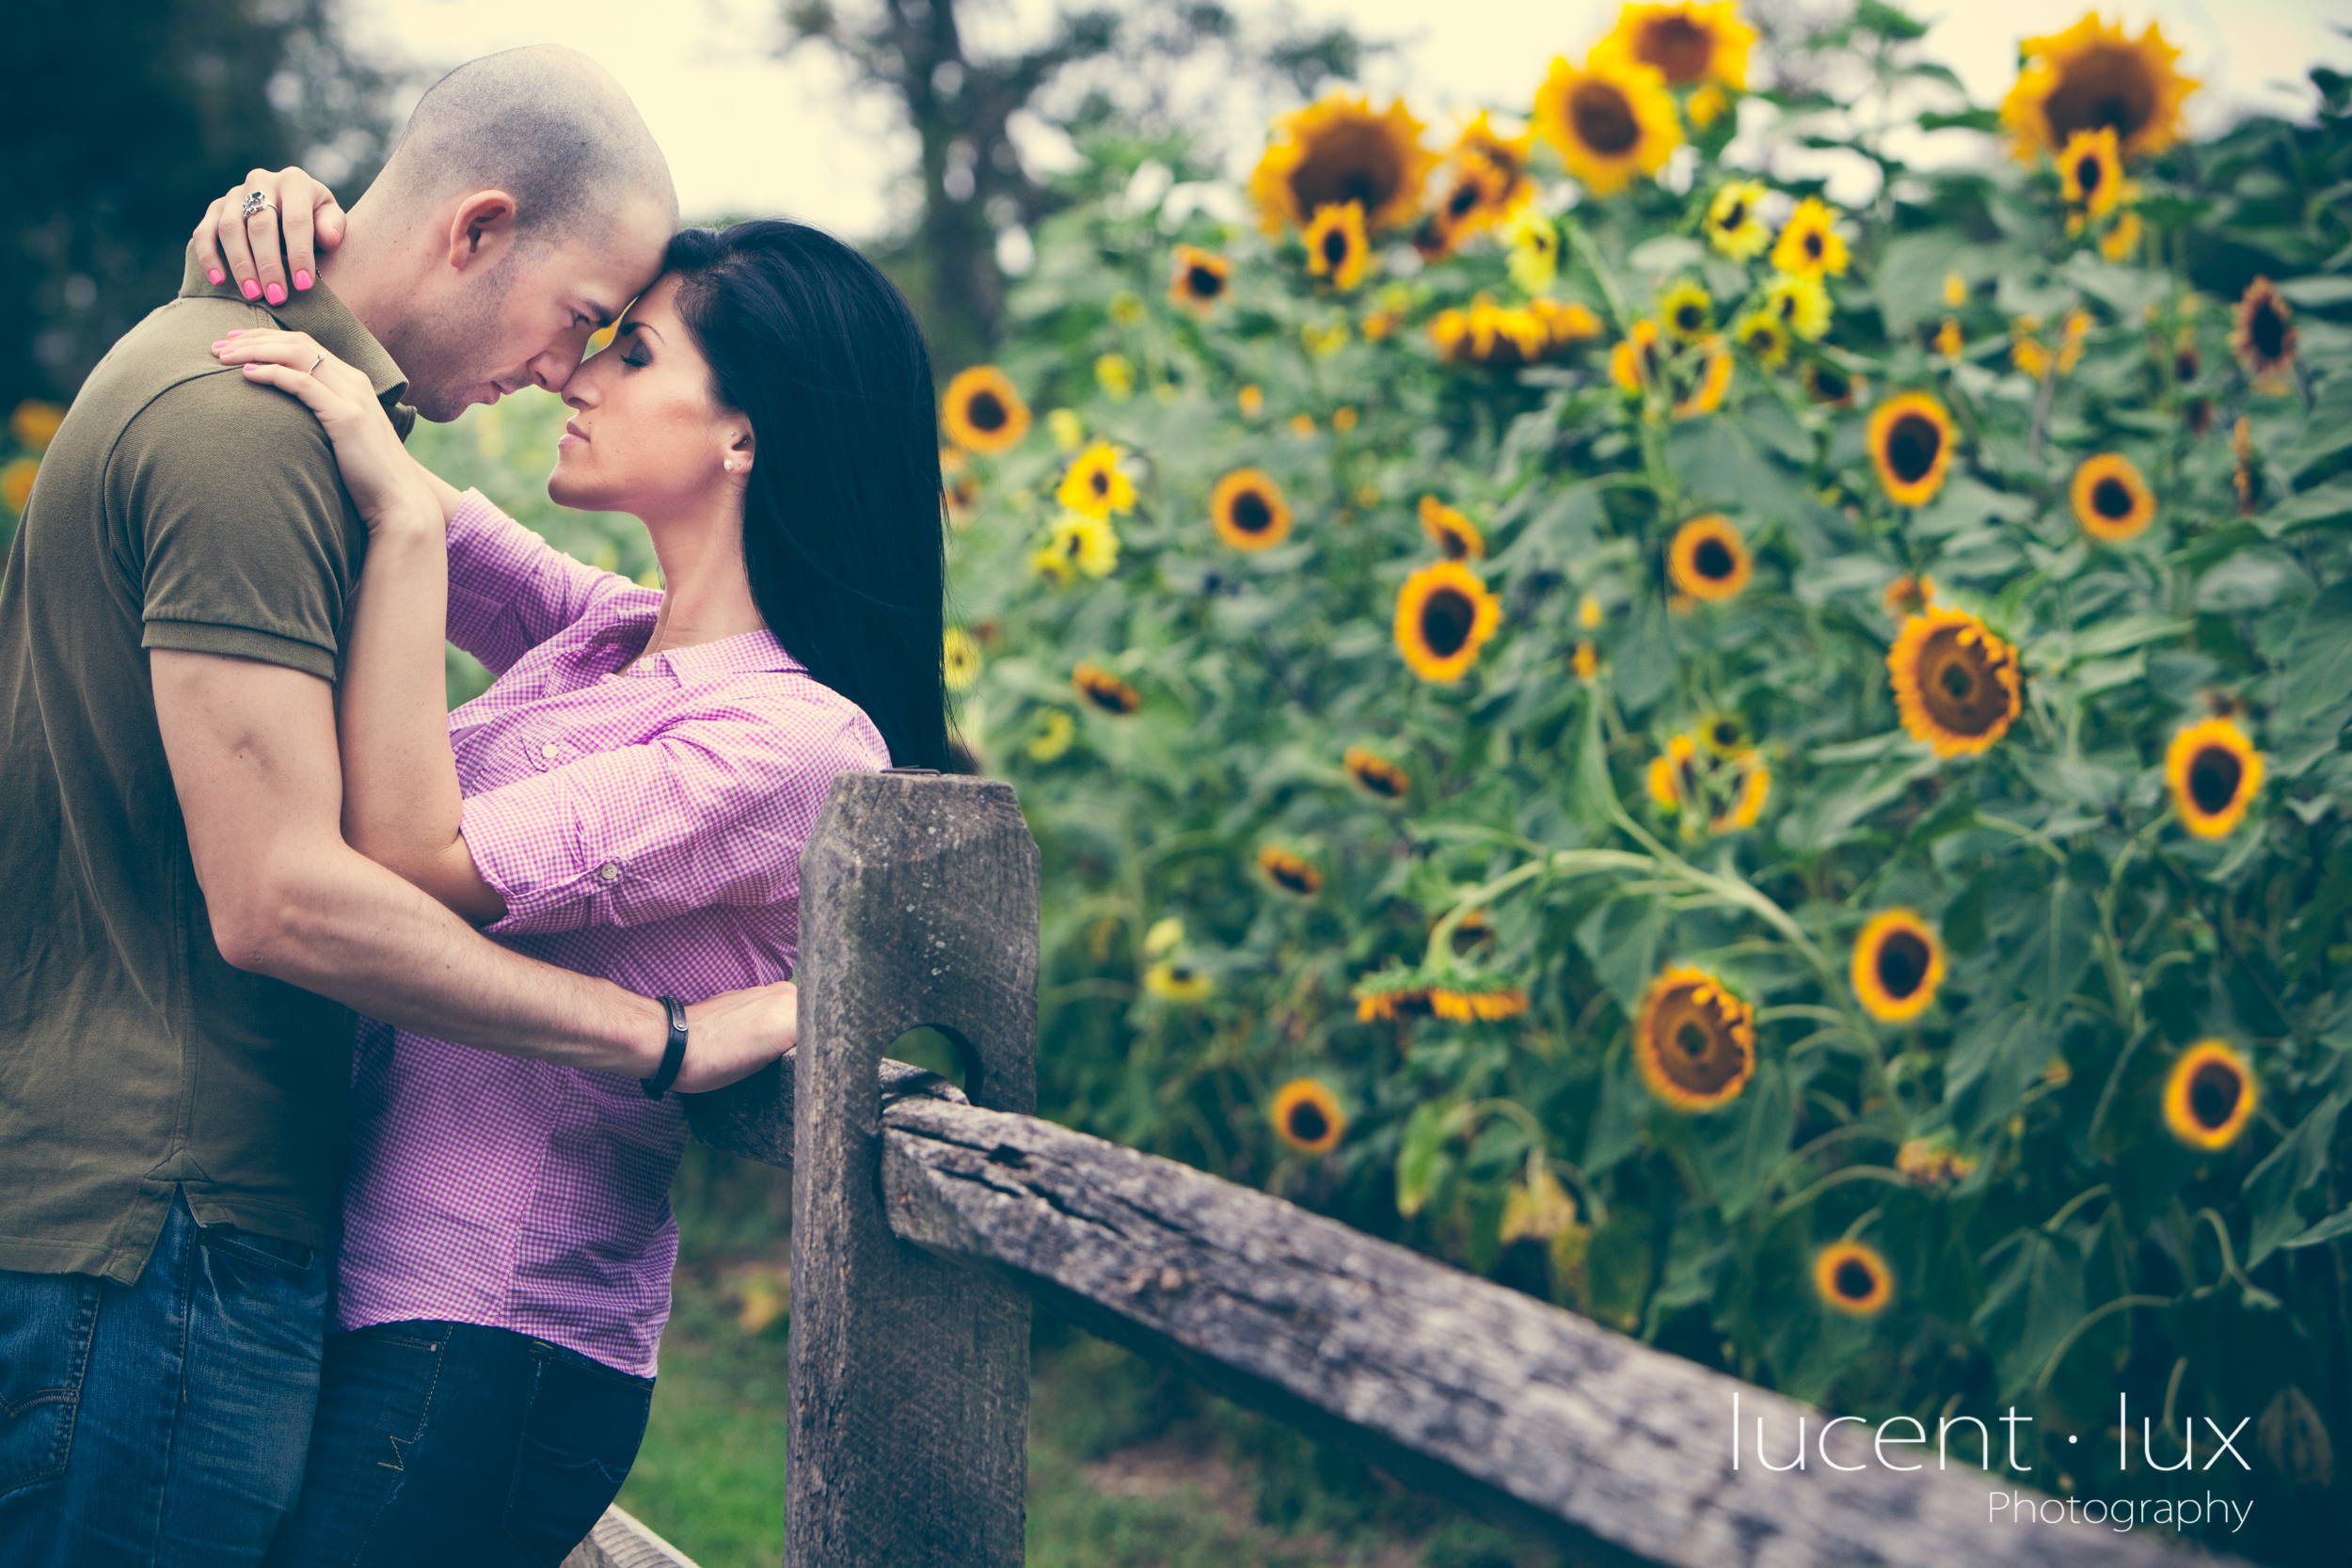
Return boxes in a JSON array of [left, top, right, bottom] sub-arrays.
[[351, 0, 2352, 236]]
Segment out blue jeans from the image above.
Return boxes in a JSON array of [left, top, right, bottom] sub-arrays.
[[0, 1186, 330, 1566], [264, 1319, 655, 1568]]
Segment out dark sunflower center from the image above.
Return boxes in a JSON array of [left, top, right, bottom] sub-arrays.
[[1419, 588, 1476, 657], [1288, 1101, 1329, 1142], [1677, 1022, 1709, 1057], [1322, 227, 1351, 267], [1804, 230, 1823, 260], [1812, 366, 1851, 402], [2092, 475, 2135, 519], [2250, 301, 2287, 361], [1448, 181, 1480, 219], [1231, 491, 1274, 534], [966, 390, 1007, 432], [1654, 993, 1744, 1093], [1744, 323, 1776, 352], [1711, 721, 1740, 748], [1918, 628, 2011, 736], [2043, 45, 2158, 144], [1438, 526, 1469, 560], [1187, 265, 1223, 298], [1292, 123, 1403, 214], [2175, 348, 2199, 382], [1677, 304, 1706, 332], [1719, 198, 1746, 231], [1569, 80, 1641, 155], [1357, 761, 1404, 797], [1637, 15, 1712, 84], [1272, 862, 1314, 894], [1834, 1259, 1876, 1300], [2187, 1060, 2241, 1130], [1693, 538, 1736, 580], [2074, 153, 2104, 195], [1875, 931, 1931, 999], [1886, 413, 1942, 484], [1169, 967, 1194, 983], [2187, 745, 2243, 815]]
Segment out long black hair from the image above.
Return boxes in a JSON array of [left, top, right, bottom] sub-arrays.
[[660, 221, 948, 770]]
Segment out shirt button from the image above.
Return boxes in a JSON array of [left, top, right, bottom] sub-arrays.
[[596, 863, 622, 882], [541, 744, 561, 760]]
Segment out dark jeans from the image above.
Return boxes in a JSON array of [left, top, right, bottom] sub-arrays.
[[0, 1186, 330, 1566], [264, 1319, 654, 1568]]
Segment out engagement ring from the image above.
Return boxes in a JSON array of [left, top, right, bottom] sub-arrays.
[[309, 353, 324, 374], [240, 190, 273, 218]]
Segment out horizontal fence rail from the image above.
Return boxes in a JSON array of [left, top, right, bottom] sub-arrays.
[[583, 773, 2231, 1568]]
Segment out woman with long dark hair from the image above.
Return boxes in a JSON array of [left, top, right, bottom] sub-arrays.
[[199, 178, 947, 1563]]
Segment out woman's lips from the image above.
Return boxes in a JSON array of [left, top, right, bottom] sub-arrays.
[[558, 420, 588, 447]]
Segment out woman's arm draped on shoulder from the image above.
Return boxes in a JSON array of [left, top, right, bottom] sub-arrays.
[[443, 489, 638, 676]]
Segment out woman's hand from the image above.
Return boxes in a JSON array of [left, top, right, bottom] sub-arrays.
[[670, 982, 800, 1094], [211, 329, 434, 533], [194, 166, 345, 306]]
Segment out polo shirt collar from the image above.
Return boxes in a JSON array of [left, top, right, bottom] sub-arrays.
[[179, 242, 412, 434]]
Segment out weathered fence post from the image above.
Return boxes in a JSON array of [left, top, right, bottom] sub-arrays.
[[781, 770, 1039, 1568]]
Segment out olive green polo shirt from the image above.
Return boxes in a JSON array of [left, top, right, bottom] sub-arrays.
[[0, 247, 413, 1282]]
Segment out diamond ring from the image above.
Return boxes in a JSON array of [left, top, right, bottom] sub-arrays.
[[240, 190, 274, 219]]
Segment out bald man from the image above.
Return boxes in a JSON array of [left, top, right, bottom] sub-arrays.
[[0, 47, 794, 1564]]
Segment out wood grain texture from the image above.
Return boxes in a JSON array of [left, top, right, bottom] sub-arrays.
[[785, 771, 1040, 1568], [560, 1505, 700, 1568], [880, 1097, 2224, 1568]]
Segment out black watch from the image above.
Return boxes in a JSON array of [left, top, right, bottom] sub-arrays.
[[642, 996, 688, 1099]]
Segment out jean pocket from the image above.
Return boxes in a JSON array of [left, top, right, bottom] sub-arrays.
[[501, 1350, 653, 1562], [0, 1271, 103, 1497], [194, 1223, 316, 1287]]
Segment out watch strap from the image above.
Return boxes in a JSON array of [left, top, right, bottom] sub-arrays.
[[641, 996, 688, 1099]]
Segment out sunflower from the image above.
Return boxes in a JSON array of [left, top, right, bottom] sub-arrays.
[[1250, 93, 1438, 235], [1354, 971, 1436, 1022], [2070, 452, 2155, 542], [9, 400, 64, 452], [1304, 201, 1373, 290], [1851, 910, 1946, 1023], [1532, 298, 1603, 348], [940, 366, 1031, 454], [1, 458, 36, 515], [1343, 745, 1411, 800], [1238, 384, 1265, 418], [1648, 733, 1699, 811], [1709, 752, 1771, 832], [1419, 496, 1486, 560], [1572, 641, 1600, 680], [1698, 711, 1749, 754], [1043, 511, 1120, 578], [1770, 196, 1850, 278], [2001, 13, 2197, 163], [1803, 360, 1861, 407], [1168, 245, 1232, 314], [1733, 309, 1790, 368], [1611, 319, 1663, 393], [943, 627, 983, 692], [1026, 708, 1075, 762], [1270, 1079, 1345, 1154], [2232, 277, 2297, 393], [1210, 468, 1294, 551], [2057, 126, 2124, 217], [1258, 845, 1324, 897], [1634, 965, 1756, 1111], [1667, 515, 1750, 602], [1430, 296, 1558, 368], [2162, 1040, 2256, 1151], [1867, 392, 1956, 508], [1883, 573, 1934, 616], [1896, 1138, 1979, 1186], [1814, 1242, 1894, 1316], [1673, 343, 1734, 418], [1887, 607, 2023, 757], [1660, 278, 1715, 342], [1073, 661, 1142, 715], [2233, 414, 2261, 515], [1764, 271, 1832, 341], [1056, 441, 1135, 520], [1532, 53, 1682, 198], [1430, 986, 1531, 1022], [1601, 2, 1755, 91], [1418, 116, 1535, 253], [1943, 272, 1969, 309], [2166, 717, 2263, 838], [1933, 319, 1963, 359], [1395, 561, 1504, 682], [1705, 179, 1771, 261], [1502, 203, 1560, 293], [2100, 209, 2142, 262], [1143, 960, 1215, 1004], [2011, 319, 2054, 380]]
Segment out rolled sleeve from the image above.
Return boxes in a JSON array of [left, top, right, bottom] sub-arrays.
[[460, 705, 888, 937], [445, 490, 649, 676]]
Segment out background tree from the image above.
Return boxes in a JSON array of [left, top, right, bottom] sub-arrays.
[[4, 0, 397, 413], [781, 0, 1373, 371]]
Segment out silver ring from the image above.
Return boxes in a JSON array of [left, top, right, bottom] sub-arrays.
[[240, 190, 274, 219], [309, 353, 324, 374]]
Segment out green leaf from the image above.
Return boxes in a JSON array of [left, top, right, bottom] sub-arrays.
[[2280, 1206, 2352, 1250], [1973, 1228, 2088, 1404], [2258, 480, 2352, 537], [1577, 895, 1667, 1016], [2280, 581, 2352, 725], [1947, 1002, 2055, 1137], [1692, 1061, 1793, 1219], [2244, 1092, 2347, 1268], [1395, 1100, 1458, 1219], [2277, 276, 2352, 308]]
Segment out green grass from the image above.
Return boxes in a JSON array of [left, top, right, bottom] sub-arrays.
[[615, 1259, 1554, 1568]]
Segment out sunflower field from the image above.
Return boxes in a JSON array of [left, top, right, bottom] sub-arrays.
[[932, 6, 2352, 1560]]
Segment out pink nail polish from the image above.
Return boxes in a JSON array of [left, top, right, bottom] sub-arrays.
[[294, 270, 312, 292], [209, 269, 225, 285], [264, 283, 285, 305], [240, 279, 261, 300], [223, 329, 243, 338]]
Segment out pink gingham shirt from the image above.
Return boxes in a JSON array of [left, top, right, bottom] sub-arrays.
[[330, 490, 888, 1376]]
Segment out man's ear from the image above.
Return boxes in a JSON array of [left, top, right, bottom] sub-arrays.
[[443, 191, 519, 273]]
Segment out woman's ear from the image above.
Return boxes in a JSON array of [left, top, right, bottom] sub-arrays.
[[727, 428, 755, 477]]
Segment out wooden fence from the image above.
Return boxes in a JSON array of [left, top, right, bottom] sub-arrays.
[[565, 771, 2229, 1568]]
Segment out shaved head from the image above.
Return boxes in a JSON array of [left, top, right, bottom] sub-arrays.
[[376, 45, 676, 245]]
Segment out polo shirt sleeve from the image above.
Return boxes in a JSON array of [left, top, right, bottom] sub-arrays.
[[460, 698, 891, 938], [120, 372, 366, 681], [445, 489, 641, 676]]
